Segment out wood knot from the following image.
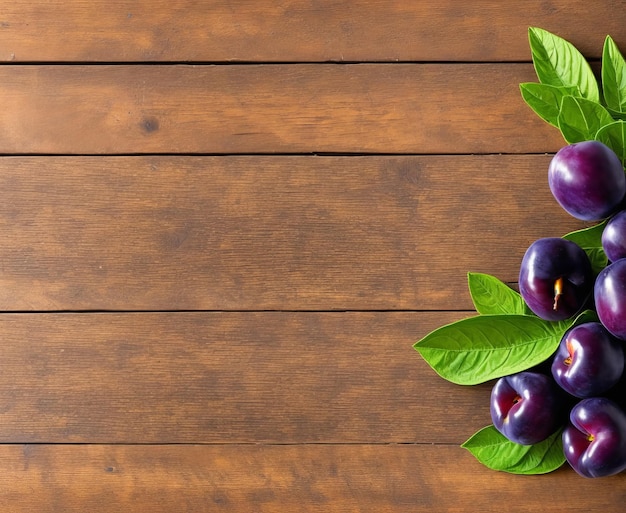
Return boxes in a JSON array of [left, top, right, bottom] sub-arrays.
[[141, 117, 159, 133]]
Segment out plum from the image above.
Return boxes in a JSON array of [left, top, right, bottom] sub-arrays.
[[490, 371, 563, 445], [519, 237, 593, 321], [548, 140, 625, 221], [595, 258, 626, 340], [602, 209, 626, 262], [563, 397, 626, 478], [551, 322, 624, 398]]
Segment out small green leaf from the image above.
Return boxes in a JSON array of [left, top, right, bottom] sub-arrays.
[[462, 426, 566, 475], [595, 120, 626, 167], [602, 35, 626, 114], [558, 96, 615, 144], [585, 248, 610, 275], [414, 314, 569, 385], [462, 426, 532, 470], [468, 272, 531, 316], [528, 27, 599, 103], [569, 309, 599, 326], [563, 221, 607, 246], [519, 83, 580, 128], [562, 221, 608, 274]]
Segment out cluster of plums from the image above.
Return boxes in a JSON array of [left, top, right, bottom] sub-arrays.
[[491, 140, 626, 478]]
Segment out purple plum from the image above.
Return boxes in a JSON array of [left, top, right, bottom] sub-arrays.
[[551, 322, 624, 398], [519, 237, 593, 321], [595, 258, 626, 340], [602, 209, 626, 262], [548, 140, 625, 221], [563, 397, 626, 478], [490, 371, 563, 445]]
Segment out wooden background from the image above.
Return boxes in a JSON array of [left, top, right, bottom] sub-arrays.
[[0, 1, 624, 511]]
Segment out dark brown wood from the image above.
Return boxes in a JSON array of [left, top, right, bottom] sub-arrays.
[[0, 64, 564, 154], [0, 0, 621, 63], [0, 443, 621, 512], [0, 155, 584, 311], [3, 2, 626, 509], [0, 311, 495, 444]]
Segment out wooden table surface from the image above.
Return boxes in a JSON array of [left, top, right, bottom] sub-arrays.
[[1, 1, 625, 511]]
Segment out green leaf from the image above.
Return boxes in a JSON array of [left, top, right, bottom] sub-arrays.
[[595, 120, 626, 167], [528, 27, 599, 103], [468, 272, 531, 316], [462, 426, 566, 475], [602, 35, 626, 114], [585, 247, 610, 275], [557, 96, 615, 144], [462, 426, 533, 470], [414, 314, 569, 385], [562, 222, 608, 274], [519, 83, 579, 128], [569, 308, 599, 326]]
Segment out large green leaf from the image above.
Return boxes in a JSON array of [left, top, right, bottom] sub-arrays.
[[528, 27, 599, 103], [602, 35, 626, 114], [413, 314, 569, 385], [595, 120, 626, 167], [467, 272, 531, 316], [557, 95, 614, 144], [519, 83, 579, 128], [462, 426, 566, 475]]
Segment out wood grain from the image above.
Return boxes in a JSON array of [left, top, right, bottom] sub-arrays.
[[0, 156, 584, 311], [0, 0, 621, 63], [3, 2, 625, 508], [0, 64, 565, 154], [0, 444, 622, 512], [0, 311, 495, 444]]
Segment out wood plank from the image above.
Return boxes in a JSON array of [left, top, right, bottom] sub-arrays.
[[0, 311, 497, 444], [0, 64, 565, 154], [0, 443, 621, 512], [0, 156, 584, 311], [0, 0, 621, 63]]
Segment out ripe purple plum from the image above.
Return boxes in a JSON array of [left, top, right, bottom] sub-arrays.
[[551, 322, 624, 398], [519, 238, 593, 321], [490, 371, 563, 445], [563, 397, 626, 478], [548, 140, 625, 221], [602, 210, 626, 262], [595, 258, 626, 340]]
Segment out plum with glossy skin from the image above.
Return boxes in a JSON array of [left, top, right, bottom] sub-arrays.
[[551, 322, 624, 398], [602, 210, 626, 262], [595, 258, 626, 340], [548, 140, 626, 221], [490, 371, 563, 445], [563, 397, 626, 478], [519, 238, 593, 321]]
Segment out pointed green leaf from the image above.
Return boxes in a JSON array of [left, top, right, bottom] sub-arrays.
[[519, 83, 579, 128], [595, 120, 626, 167], [568, 309, 599, 326], [562, 221, 608, 274], [413, 314, 569, 385], [602, 35, 626, 114], [528, 27, 599, 103], [562, 221, 606, 246], [468, 272, 531, 316], [462, 426, 533, 469], [462, 426, 566, 475], [558, 96, 615, 144]]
